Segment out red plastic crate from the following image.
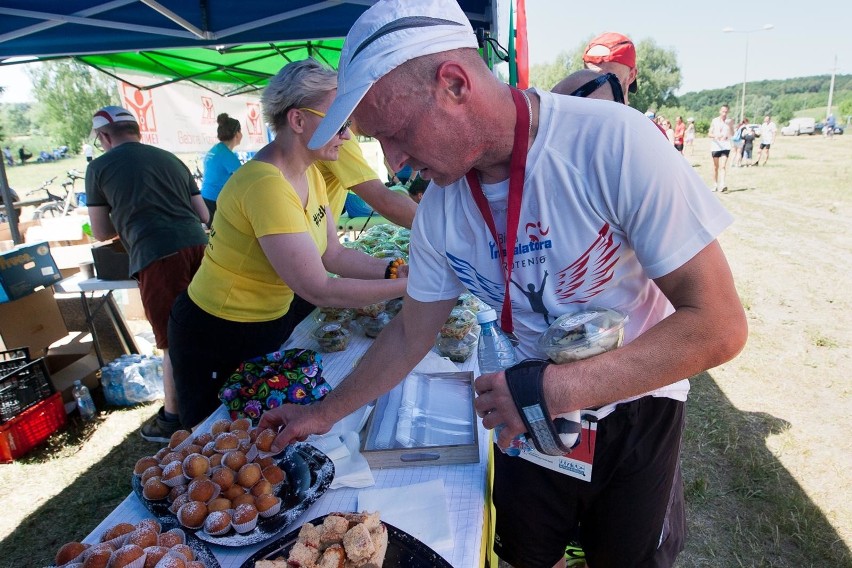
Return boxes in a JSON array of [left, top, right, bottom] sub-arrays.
[[0, 392, 66, 463]]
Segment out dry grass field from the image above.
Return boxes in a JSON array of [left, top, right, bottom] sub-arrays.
[[0, 133, 850, 567]]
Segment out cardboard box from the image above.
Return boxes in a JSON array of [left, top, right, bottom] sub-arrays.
[[0, 290, 99, 403], [0, 220, 36, 242], [0, 241, 61, 303], [91, 240, 130, 280], [0, 287, 67, 356], [361, 371, 479, 468]]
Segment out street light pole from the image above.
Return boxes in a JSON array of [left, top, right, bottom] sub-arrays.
[[723, 24, 774, 124]]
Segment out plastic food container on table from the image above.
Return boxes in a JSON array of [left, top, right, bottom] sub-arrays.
[[311, 323, 351, 353]]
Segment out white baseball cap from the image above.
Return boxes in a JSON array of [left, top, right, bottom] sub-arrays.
[[92, 105, 137, 130], [308, 0, 478, 149]]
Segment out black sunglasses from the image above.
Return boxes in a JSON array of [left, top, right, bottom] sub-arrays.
[[569, 72, 625, 105]]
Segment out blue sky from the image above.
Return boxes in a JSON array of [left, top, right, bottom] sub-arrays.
[[1, 0, 850, 102], [517, 0, 850, 94]]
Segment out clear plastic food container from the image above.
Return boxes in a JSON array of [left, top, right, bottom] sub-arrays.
[[435, 324, 480, 363], [311, 322, 351, 352], [439, 307, 476, 340], [536, 307, 628, 364], [355, 301, 387, 318], [357, 311, 393, 338], [315, 307, 355, 326]]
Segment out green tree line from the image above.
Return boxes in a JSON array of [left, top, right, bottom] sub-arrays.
[[2, 57, 851, 151], [528, 36, 852, 134]]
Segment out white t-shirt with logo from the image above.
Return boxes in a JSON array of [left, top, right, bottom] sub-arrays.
[[408, 89, 733, 410]]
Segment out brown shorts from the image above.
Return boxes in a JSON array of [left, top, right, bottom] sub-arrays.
[[136, 245, 205, 349]]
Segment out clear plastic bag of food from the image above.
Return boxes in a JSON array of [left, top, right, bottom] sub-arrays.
[[439, 307, 476, 340], [536, 307, 628, 364]]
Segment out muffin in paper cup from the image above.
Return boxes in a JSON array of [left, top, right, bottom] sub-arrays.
[[232, 514, 258, 534], [108, 546, 146, 568], [158, 528, 186, 548], [101, 532, 131, 551], [202, 510, 233, 537], [256, 495, 282, 518]]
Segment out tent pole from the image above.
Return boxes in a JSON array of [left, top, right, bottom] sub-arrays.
[[0, 159, 22, 244]]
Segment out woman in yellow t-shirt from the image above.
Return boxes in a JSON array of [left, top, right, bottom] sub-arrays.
[[168, 59, 408, 428]]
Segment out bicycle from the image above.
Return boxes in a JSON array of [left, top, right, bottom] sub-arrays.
[[32, 169, 85, 219]]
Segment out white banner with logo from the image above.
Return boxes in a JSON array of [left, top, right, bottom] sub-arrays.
[[117, 74, 269, 154]]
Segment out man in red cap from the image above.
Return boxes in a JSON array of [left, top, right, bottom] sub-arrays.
[[582, 32, 638, 105]]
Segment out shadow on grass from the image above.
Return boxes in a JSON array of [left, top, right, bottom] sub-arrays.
[[2, 372, 850, 567], [681, 371, 851, 567], [0, 393, 159, 568]]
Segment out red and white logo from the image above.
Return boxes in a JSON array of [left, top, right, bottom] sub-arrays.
[[245, 102, 263, 136], [200, 96, 215, 122], [120, 83, 157, 133]]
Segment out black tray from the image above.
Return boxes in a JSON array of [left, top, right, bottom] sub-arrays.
[[239, 513, 453, 568], [132, 443, 334, 547], [47, 520, 220, 568]]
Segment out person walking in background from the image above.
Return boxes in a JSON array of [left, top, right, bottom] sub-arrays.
[[2, 146, 13, 167], [82, 142, 94, 163], [85, 105, 210, 443], [709, 105, 733, 191], [673, 116, 686, 154], [663, 118, 675, 145], [753, 115, 777, 166], [684, 118, 696, 155], [824, 114, 836, 138], [17, 146, 32, 165], [261, 1, 747, 566], [732, 118, 748, 167], [200, 113, 243, 224], [741, 123, 756, 166]]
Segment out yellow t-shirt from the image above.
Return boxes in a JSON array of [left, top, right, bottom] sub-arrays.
[[188, 160, 329, 322], [316, 137, 378, 221]]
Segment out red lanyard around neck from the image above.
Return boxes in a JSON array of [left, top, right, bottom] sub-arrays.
[[466, 87, 530, 334]]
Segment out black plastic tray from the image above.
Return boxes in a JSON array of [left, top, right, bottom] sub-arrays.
[[240, 513, 453, 567], [132, 443, 334, 547], [47, 520, 220, 568]]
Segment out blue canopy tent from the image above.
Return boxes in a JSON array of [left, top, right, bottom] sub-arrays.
[[0, 0, 503, 243]]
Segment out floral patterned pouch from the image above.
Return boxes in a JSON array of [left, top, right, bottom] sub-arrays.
[[218, 348, 332, 424]]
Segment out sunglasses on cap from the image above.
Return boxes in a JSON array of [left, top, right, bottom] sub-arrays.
[[568, 72, 625, 105], [299, 107, 351, 137]]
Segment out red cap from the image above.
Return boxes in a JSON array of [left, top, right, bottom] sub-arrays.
[[583, 32, 636, 69]]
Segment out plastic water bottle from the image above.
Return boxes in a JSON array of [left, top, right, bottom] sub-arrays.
[[476, 308, 518, 373], [476, 308, 525, 456], [72, 380, 97, 421]]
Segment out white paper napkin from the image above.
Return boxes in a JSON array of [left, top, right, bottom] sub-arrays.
[[358, 479, 453, 552], [309, 431, 374, 489]]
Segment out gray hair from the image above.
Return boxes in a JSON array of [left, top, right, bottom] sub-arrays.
[[262, 59, 338, 132]]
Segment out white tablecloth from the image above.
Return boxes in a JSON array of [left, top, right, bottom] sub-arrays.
[[84, 312, 487, 568]]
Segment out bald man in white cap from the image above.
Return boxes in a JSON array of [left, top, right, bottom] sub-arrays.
[[261, 2, 746, 566]]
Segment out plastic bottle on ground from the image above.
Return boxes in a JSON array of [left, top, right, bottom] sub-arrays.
[[72, 379, 97, 421]]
